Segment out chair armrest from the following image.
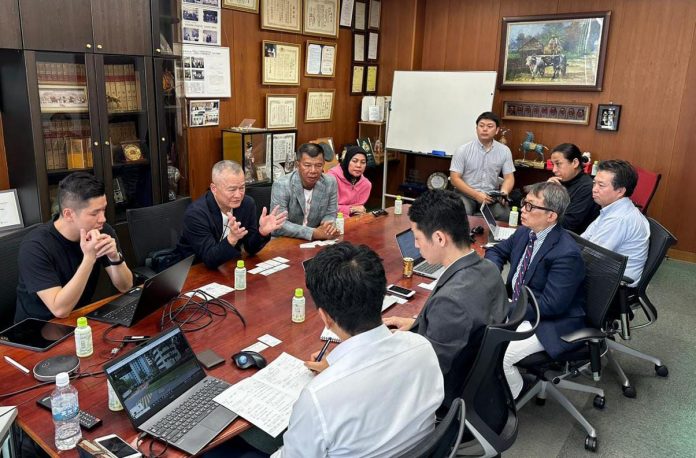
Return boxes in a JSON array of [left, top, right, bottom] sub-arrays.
[[561, 327, 605, 344], [621, 276, 634, 286]]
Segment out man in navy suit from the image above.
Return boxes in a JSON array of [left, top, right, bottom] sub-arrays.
[[485, 181, 585, 398]]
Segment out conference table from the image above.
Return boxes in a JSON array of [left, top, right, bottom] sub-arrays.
[[0, 207, 491, 457]]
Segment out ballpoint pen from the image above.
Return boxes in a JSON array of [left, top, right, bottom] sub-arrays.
[[4, 355, 30, 374], [315, 340, 332, 362]]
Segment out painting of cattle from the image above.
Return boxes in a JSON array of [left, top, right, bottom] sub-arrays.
[[498, 12, 611, 91]]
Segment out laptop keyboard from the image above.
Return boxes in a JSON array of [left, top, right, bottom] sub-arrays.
[[417, 262, 443, 275], [149, 379, 228, 442], [102, 300, 138, 322]]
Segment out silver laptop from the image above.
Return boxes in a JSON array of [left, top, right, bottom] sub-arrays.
[[104, 326, 237, 455], [395, 229, 446, 279], [481, 203, 517, 241]]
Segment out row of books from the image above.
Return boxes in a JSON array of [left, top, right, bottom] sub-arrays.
[[105, 64, 142, 113], [42, 119, 93, 171], [37, 62, 87, 85]]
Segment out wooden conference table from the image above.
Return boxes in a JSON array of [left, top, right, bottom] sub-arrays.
[[0, 208, 491, 457]]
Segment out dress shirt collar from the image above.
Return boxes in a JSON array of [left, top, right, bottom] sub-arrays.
[[327, 324, 391, 366], [534, 223, 556, 246], [599, 196, 632, 216], [476, 138, 496, 152]]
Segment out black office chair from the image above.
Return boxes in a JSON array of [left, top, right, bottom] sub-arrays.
[[0, 224, 40, 328], [456, 286, 540, 457], [399, 398, 465, 458], [245, 185, 272, 221], [126, 197, 191, 279], [603, 217, 677, 398]]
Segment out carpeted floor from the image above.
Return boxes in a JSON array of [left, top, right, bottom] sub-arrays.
[[506, 259, 696, 457]]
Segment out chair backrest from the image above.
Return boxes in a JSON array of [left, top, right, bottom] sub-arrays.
[[569, 232, 627, 328], [0, 224, 40, 327], [245, 185, 272, 221], [398, 398, 465, 458], [126, 197, 191, 267], [636, 218, 677, 295], [459, 286, 540, 454], [630, 166, 661, 214]]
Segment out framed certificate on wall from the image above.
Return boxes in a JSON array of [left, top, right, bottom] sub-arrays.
[[303, 0, 339, 38], [261, 0, 302, 33], [266, 94, 298, 129], [262, 41, 301, 85], [305, 89, 335, 122]]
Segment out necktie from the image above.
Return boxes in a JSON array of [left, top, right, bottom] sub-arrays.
[[512, 231, 537, 302]]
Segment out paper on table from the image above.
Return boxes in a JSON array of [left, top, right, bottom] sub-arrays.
[[272, 257, 290, 263], [184, 282, 234, 298], [214, 353, 314, 437], [258, 334, 282, 347], [418, 280, 437, 291], [242, 341, 269, 353]]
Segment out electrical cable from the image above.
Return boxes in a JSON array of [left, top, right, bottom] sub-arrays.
[[159, 289, 246, 333]]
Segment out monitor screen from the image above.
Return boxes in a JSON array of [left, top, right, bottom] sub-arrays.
[[395, 229, 422, 260]]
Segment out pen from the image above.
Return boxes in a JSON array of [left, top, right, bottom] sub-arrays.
[[4, 356, 30, 374], [315, 340, 332, 362]]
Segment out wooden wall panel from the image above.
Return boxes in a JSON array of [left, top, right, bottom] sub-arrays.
[[0, 115, 9, 190]]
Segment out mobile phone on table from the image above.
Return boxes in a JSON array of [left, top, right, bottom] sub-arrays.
[[387, 284, 416, 299], [94, 434, 142, 458]]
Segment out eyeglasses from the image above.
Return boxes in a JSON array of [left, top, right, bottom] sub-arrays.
[[520, 199, 554, 213]]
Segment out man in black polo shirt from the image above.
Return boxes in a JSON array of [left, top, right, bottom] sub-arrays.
[[15, 172, 133, 322]]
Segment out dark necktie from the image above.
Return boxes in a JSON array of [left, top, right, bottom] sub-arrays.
[[512, 231, 537, 302]]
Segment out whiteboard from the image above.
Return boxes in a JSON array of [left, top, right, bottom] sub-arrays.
[[386, 71, 497, 156]]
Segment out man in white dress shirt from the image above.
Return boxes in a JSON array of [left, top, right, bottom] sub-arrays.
[[272, 242, 444, 458]]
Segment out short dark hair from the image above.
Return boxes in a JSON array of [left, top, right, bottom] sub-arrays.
[[598, 160, 638, 197], [296, 143, 324, 161], [408, 190, 471, 248], [475, 111, 500, 127], [305, 242, 386, 336], [551, 143, 588, 167], [58, 172, 106, 212]]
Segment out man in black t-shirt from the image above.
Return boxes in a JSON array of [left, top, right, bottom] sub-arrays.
[[15, 172, 133, 322]]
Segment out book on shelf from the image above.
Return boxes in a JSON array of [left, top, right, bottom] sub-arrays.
[[37, 61, 87, 86]]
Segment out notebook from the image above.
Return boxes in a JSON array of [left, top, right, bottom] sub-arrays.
[[103, 326, 237, 455], [481, 203, 517, 242], [395, 229, 446, 279]]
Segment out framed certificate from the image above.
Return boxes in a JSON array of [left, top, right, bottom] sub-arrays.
[[353, 32, 365, 62], [262, 40, 301, 85], [353, 0, 366, 30], [367, 31, 379, 61], [261, 0, 302, 33], [305, 40, 337, 77], [222, 0, 259, 13], [365, 64, 378, 94], [368, 0, 381, 30], [303, 0, 339, 38], [0, 189, 24, 232], [305, 89, 335, 122], [350, 65, 364, 94], [339, 0, 354, 27], [266, 94, 298, 129]]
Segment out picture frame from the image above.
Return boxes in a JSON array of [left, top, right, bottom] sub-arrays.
[[0, 189, 24, 232], [222, 0, 259, 13], [305, 40, 337, 78], [38, 85, 89, 113], [367, 31, 379, 61], [502, 100, 592, 125], [339, 0, 355, 28], [365, 64, 378, 94], [121, 142, 144, 162], [353, 0, 366, 30], [266, 94, 298, 129], [303, 0, 340, 38], [498, 11, 611, 91], [351, 65, 365, 94], [368, 0, 381, 30], [261, 0, 302, 33], [353, 33, 366, 62], [305, 89, 335, 122], [596, 104, 621, 131], [189, 99, 220, 127], [262, 40, 301, 86]]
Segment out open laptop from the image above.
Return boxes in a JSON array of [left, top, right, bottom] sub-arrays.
[[395, 229, 446, 279], [481, 203, 517, 242], [88, 255, 194, 327], [104, 326, 236, 455]]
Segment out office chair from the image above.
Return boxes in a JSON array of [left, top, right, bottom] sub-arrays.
[[630, 166, 661, 214], [516, 235, 627, 452], [245, 185, 272, 221], [0, 224, 39, 328], [603, 217, 677, 398], [126, 197, 191, 279], [399, 398, 465, 458], [456, 286, 540, 457]]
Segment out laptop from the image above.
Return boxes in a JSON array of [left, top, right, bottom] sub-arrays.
[[103, 326, 237, 455], [88, 255, 194, 327], [395, 229, 446, 279], [481, 203, 517, 242]]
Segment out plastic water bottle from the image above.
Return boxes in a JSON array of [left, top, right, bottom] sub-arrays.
[[235, 260, 247, 290], [508, 206, 519, 227], [394, 196, 403, 215], [52, 372, 82, 450], [335, 212, 345, 235], [292, 288, 305, 323], [74, 317, 93, 357], [591, 160, 599, 176]]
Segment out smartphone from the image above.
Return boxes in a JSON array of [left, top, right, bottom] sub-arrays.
[[387, 284, 416, 299], [94, 434, 142, 458]]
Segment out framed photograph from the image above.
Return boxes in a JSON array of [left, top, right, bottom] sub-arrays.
[[353, 0, 366, 30], [502, 101, 591, 125], [305, 89, 335, 122], [266, 94, 298, 129], [339, 0, 354, 27], [368, 0, 381, 30], [268, 132, 297, 164], [353, 33, 366, 62], [262, 40, 301, 85], [189, 99, 220, 127], [367, 31, 379, 60], [222, 0, 259, 13], [498, 11, 611, 91], [0, 189, 24, 232], [303, 0, 339, 38], [365, 64, 378, 94], [351, 65, 365, 94], [596, 104, 621, 131], [38, 85, 89, 113], [305, 40, 337, 77], [261, 0, 302, 33]]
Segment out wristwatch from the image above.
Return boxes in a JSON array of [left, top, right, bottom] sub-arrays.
[[105, 251, 125, 266]]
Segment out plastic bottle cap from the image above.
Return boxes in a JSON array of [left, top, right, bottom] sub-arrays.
[[337, 212, 343, 218], [512, 206, 518, 212], [294, 288, 303, 297], [594, 160, 599, 164], [55, 372, 69, 387], [76, 317, 87, 327], [396, 195, 402, 200], [237, 260, 245, 268]]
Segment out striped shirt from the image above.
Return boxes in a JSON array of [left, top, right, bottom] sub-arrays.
[[511, 224, 556, 287], [449, 139, 515, 192]]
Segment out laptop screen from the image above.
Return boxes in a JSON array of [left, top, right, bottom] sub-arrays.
[[104, 327, 205, 427], [395, 229, 422, 261], [480, 204, 499, 230]]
